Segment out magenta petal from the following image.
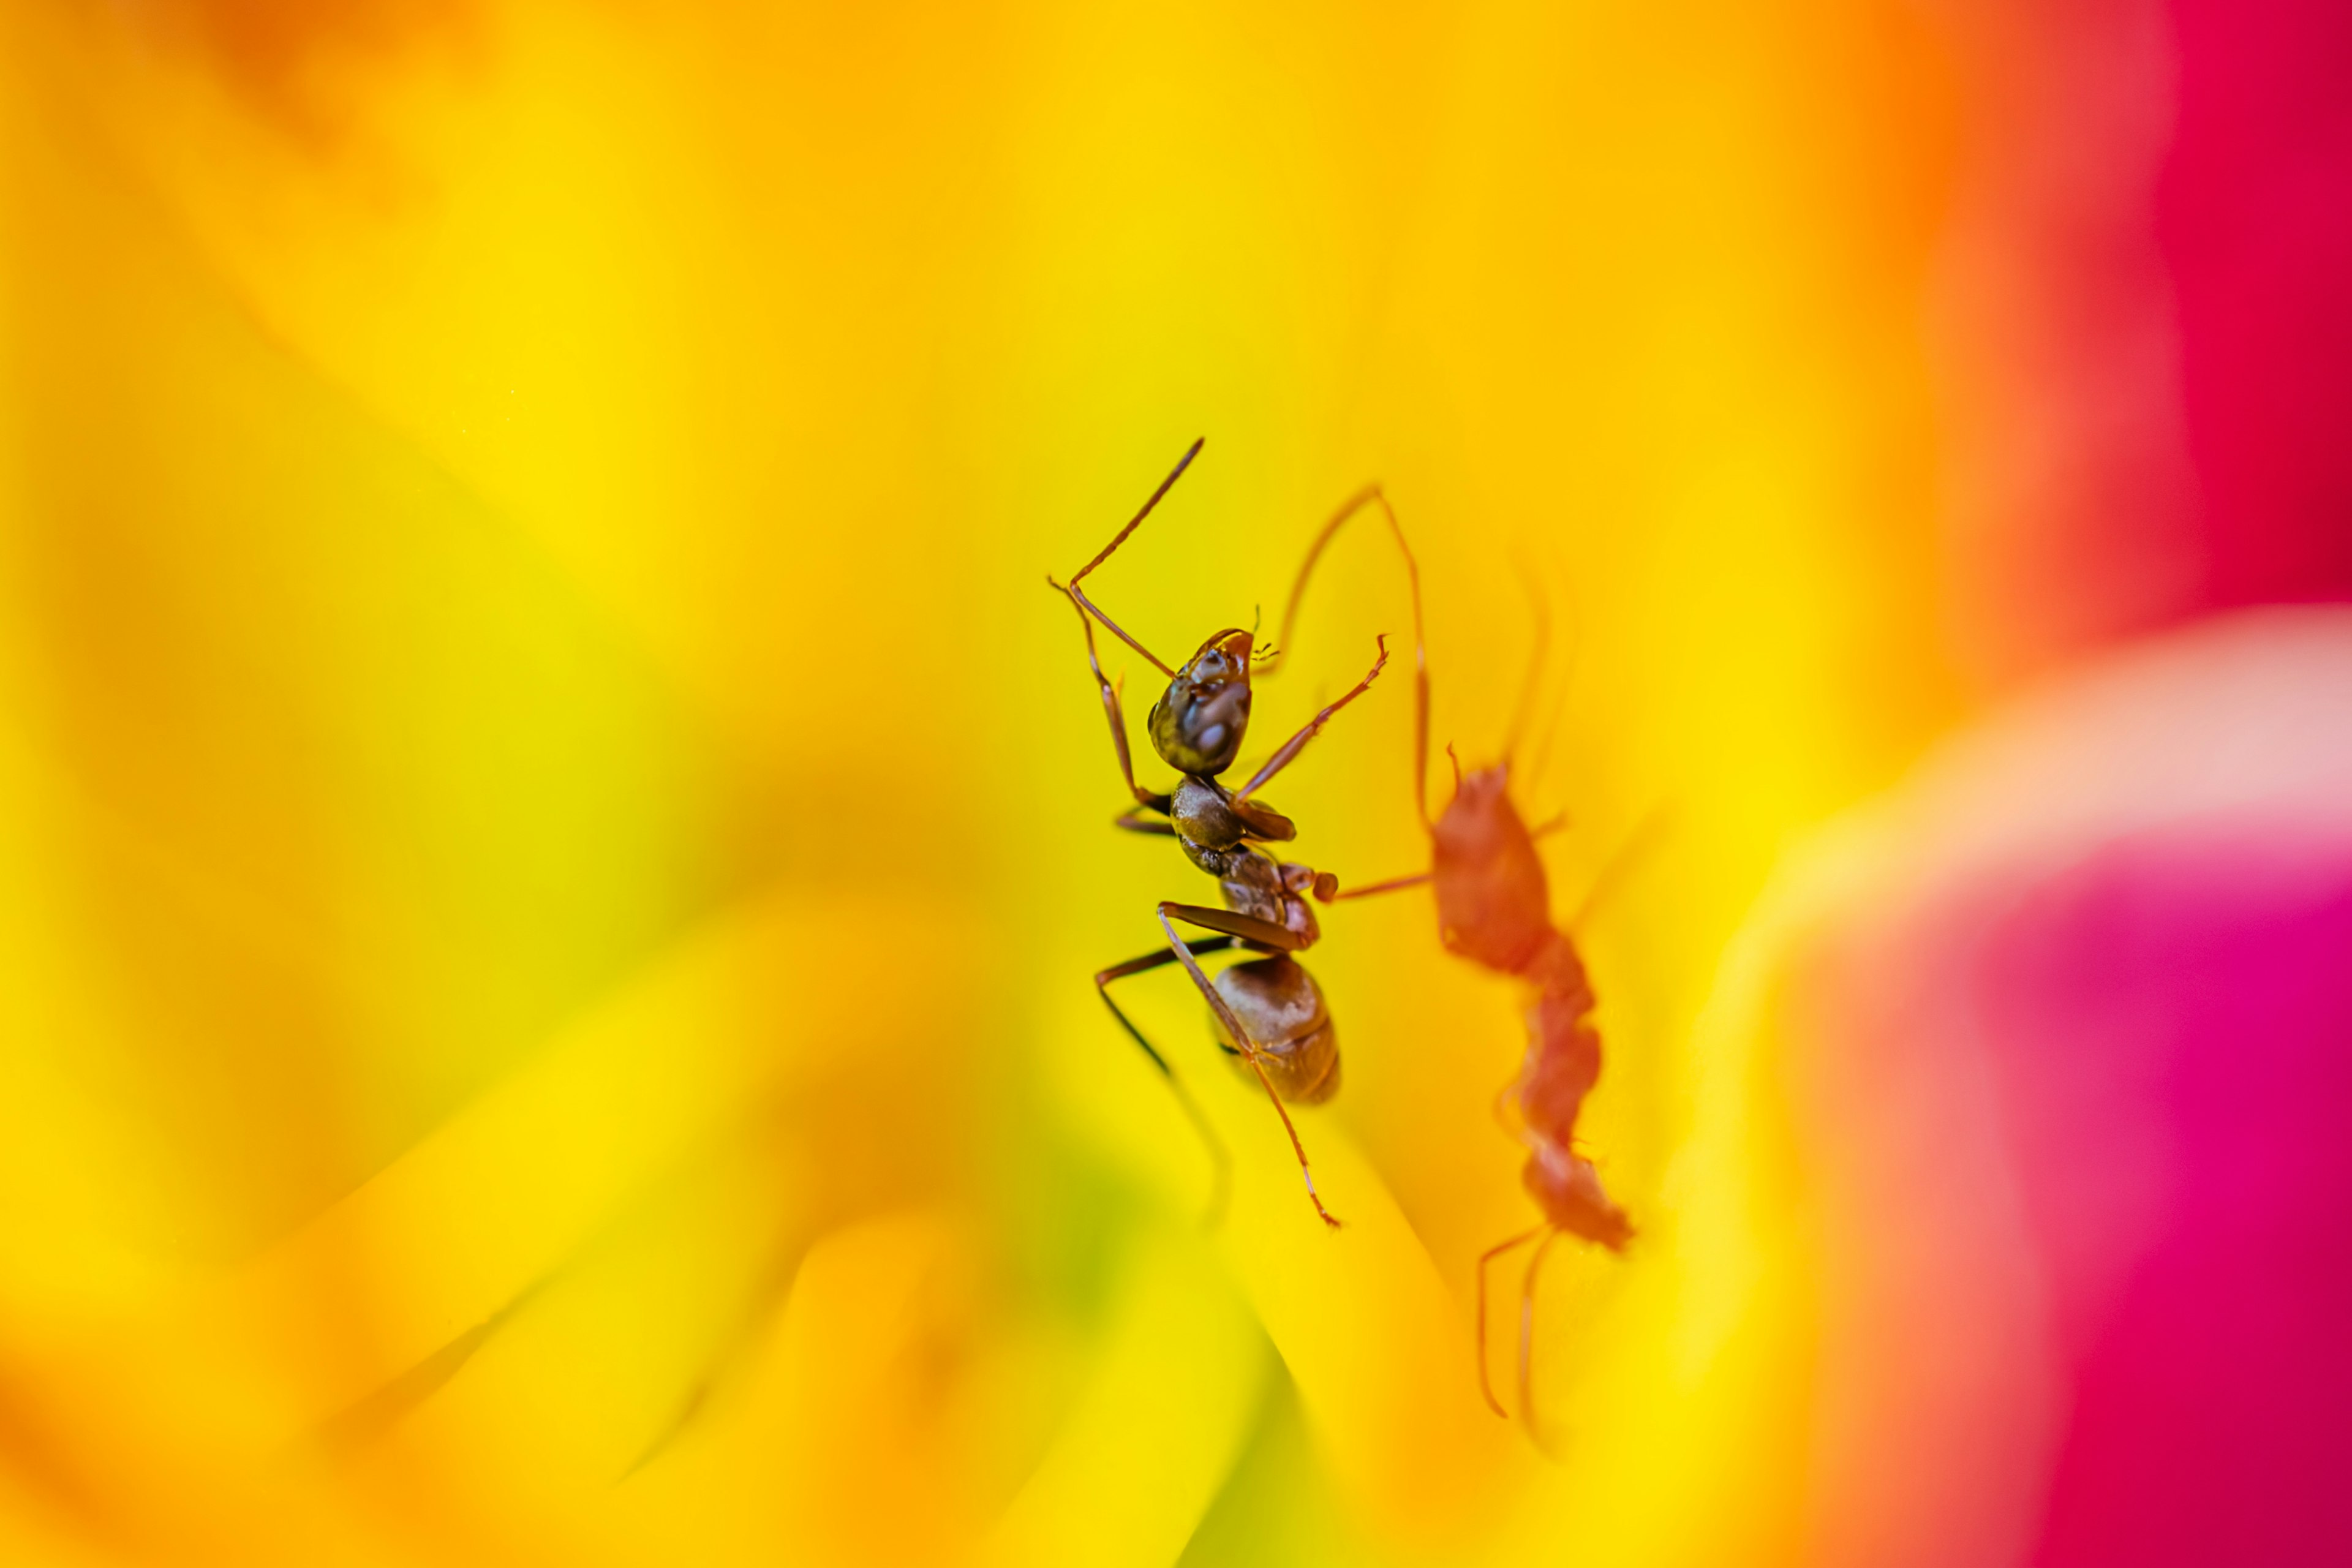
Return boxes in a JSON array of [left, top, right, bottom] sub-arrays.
[[1785, 609, 2352, 1566], [2160, 0, 2352, 604], [1986, 839, 2352, 1564]]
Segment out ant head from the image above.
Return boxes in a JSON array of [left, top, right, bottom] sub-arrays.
[[1438, 755, 1515, 831], [1148, 628, 1254, 776]]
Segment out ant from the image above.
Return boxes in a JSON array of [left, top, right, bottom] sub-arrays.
[[1279, 494, 1634, 1425], [1047, 439, 1392, 1231]]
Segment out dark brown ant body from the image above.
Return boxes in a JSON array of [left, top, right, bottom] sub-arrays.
[[1049, 440, 1389, 1230], [1280, 495, 1632, 1422]]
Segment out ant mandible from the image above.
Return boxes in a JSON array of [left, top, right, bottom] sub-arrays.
[[1047, 439, 1390, 1231], [1280, 494, 1634, 1423]]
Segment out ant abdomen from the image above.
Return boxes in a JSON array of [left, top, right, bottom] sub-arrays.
[[1209, 956, 1340, 1106]]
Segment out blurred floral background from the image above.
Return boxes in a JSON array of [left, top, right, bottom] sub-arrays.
[[1, 1, 2346, 1564]]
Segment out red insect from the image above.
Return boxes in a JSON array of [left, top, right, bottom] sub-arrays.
[[1432, 761, 1634, 1422], [1284, 494, 1633, 1422]]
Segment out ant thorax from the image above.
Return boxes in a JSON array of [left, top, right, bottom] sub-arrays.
[[1170, 775, 1298, 866], [1170, 775, 1255, 859], [1167, 777, 1324, 949], [1215, 850, 1322, 950], [1432, 773, 1556, 976]]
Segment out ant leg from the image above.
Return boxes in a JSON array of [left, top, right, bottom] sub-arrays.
[[1093, 940, 1234, 1077], [1261, 485, 1381, 679], [1114, 804, 1178, 836], [1320, 870, 1432, 903], [1518, 1228, 1566, 1436], [1158, 901, 1307, 952], [1229, 636, 1392, 806], [1264, 488, 1432, 829], [1476, 1226, 1547, 1417], [1226, 794, 1300, 843], [1050, 588, 1168, 808], [1153, 907, 1343, 1229], [1526, 810, 1569, 841], [1096, 941, 1238, 1225]]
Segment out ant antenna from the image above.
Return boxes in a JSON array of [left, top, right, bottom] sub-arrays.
[[1477, 1226, 1545, 1416], [1057, 438, 1205, 679], [1521, 543, 1586, 803], [1500, 567, 1553, 769], [1518, 1228, 1566, 1439], [1070, 438, 1204, 589]]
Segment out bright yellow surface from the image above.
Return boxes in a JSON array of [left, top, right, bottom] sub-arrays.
[[0, 2, 1959, 1562]]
